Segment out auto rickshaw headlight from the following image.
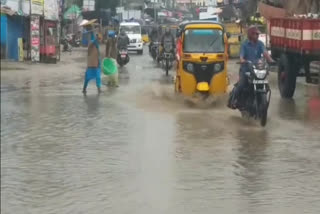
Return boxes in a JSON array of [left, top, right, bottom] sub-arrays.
[[214, 63, 223, 72], [186, 63, 194, 73]]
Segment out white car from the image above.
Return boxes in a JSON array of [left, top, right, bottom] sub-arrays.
[[119, 22, 143, 54]]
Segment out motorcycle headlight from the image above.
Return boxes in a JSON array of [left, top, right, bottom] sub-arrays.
[[254, 69, 267, 79]]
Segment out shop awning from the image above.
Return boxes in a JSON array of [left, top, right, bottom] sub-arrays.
[[0, 7, 16, 16]]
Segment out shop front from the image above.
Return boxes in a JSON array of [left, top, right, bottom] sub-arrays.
[[40, 20, 58, 63]]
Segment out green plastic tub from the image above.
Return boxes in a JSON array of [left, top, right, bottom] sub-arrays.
[[102, 58, 117, 75]]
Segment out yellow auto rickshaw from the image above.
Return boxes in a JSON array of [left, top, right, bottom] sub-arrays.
[[175, 21, 229, 97]]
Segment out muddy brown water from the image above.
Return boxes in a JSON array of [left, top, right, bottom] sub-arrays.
[[1, 48, 320, 214]]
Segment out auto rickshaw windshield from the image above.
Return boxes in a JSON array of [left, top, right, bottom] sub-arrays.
[[183, 29, 224, 53]]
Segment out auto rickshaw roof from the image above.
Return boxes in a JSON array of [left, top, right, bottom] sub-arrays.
[[179, 20, 224, 31]]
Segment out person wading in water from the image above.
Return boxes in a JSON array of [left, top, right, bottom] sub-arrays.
[[82, 29, 103, 94]]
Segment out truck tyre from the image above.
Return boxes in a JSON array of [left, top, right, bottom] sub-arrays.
[[304, 61, 312, 83], [278, 54, 297, 98]]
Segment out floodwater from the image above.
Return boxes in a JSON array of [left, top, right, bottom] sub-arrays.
[[1, 47, 320, 214]]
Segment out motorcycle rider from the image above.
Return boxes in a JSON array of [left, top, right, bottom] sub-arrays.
[[149, 26, 160, 53], [160, 26, 175, 60], [230, 25, 274, 108], [117, 29, 130, 50]]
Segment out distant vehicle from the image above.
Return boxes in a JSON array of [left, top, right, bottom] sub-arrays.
[[117, 49, 130, 67], [149, 41, 160, 61], [61, 35, 72, 52], [199, 14, 219, 22], [119, 22, 143, 54], [199, 7, 220, 22], [161, 42, 174, 76]]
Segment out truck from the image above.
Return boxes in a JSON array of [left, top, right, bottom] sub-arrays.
[[269, 17, 320, 98]]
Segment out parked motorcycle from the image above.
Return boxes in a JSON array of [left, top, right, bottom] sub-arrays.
[[61, 36, 72, 52], [117, 49, 130, 67], [72, 38, 81, 47], [228, 59, 274, 127], [66, 34, 80, 47]]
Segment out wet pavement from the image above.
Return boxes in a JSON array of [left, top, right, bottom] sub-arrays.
[[1, 47, 320, 214]]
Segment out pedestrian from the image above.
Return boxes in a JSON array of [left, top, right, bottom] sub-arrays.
[[105, 30, 119, 87], [82, 32, 103, 94], [105, 30, 117, 59]]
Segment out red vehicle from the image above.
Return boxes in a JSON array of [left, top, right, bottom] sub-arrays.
[[40, 21, 58, 63], [270, 17, 320, 98]]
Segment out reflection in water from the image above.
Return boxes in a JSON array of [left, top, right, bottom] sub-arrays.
[[305, 88, 320, 124], [84, 94, 101, 116], [278, 98, 298, 120], [235, 128, 269, 205]]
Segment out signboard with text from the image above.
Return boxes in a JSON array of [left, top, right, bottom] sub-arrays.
[[44, 0, 59, 20], [31, 0, 44, 15], [30, 15, 40, 62]]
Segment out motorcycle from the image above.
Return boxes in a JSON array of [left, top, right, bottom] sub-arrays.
[[149, 41, 160, 61], [117, 48, 130, 67], [161, 43, 174, 76], [72, 37, 81, 47], [61, 36, 72, 52], [67, 34, 80, 47], [228, 59, 274, 127]]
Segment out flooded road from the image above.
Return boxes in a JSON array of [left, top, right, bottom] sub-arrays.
[[1, 47, 320, 214]]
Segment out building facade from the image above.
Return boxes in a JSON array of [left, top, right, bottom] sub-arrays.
[[0, 0, 60, 62]]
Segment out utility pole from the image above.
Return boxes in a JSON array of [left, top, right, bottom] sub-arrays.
[[154, 0, 157, 23]]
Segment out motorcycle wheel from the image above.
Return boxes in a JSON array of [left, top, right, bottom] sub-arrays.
[[259, 93, 268, 127], [117, 58, 124, 67], [165, 58, 169, 76]]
